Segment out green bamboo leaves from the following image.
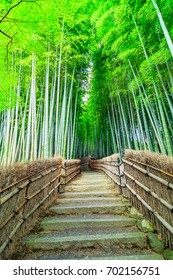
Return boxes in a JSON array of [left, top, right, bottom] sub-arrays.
[[81, 0, 173, 158], [0, 0, 173, 164]]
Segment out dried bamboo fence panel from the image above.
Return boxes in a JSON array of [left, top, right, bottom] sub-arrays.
[[80, 157, 92, 171], [60, 159, 81, 189], [0, 157, 63, 191], [80, 157, 90, 164], [90, 154, 122, 193], [0, 158, 62, 259], [123, 150, 173, 249]]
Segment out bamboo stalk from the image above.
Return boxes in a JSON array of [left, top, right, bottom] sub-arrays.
[[8, 219, 24, 241], [151, 0, 173, 58], [0, 219, 24, 256], [0, 188, 19, 206], [0, 212, 15, 230], [0, 239, 9, 256], [29, 174, 43, 182]]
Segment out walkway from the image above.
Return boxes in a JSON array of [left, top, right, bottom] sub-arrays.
[[15, 171, 163, 259]]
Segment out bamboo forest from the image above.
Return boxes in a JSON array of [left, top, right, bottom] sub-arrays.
[[0, 0, 173, 165]]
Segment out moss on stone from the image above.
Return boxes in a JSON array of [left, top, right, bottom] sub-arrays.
[[138, 219, 155, 233], [163, 249, 173, 260], [129, 207, 143, 219], [147, 232, 165, 253]]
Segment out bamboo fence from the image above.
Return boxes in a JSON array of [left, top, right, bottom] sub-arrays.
[[123, 157, 173, 248], [0, 158, 81, 259], [90, 157, 127, 194], [60, 159, 81, 187]]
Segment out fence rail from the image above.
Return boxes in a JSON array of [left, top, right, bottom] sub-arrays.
[[60, 160, 81, 187]]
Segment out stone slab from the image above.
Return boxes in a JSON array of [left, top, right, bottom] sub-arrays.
[[40, 215, 136, 231], [49, 203, 129, 215], [26, 231, 147, 251]]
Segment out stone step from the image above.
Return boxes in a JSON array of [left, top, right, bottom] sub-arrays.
[[33, 224, 138, 237], [79, 176, 108, 179], [26, 231, 147, 251], [79, 173, 107, 176], [23, 251, 164, 260], [59, 191, 118, 198], [71, 179, 113, 185], [64, 185, 120, 193], [82, 254, 164, 260], [73, 181, 111, 186], [13, 171, 164, 261], [80, 171, 102, 174], [80, 173, 107, 176], [40, 215, 136, 231], [55, 197, 123, 205], [49, 203, 129, 215], [72, 176, 113, 180]]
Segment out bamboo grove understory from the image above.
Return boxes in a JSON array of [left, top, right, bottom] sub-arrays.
[[0, 0, 173, 165]]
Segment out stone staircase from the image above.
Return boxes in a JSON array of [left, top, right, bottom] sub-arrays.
[[19, 171, 163, 259]]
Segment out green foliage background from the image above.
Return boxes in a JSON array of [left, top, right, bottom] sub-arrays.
[[0, 0, 173, 163]]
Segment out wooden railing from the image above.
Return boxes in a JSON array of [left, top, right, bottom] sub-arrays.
[[90, 158, 122, 189], [0, 158, 81, 259], [90, 152, 173, 249], [60, 159, 81, 189], [123, 157, 173, 248]]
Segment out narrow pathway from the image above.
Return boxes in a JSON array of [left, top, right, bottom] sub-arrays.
[[21, 171, 163, 259]]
